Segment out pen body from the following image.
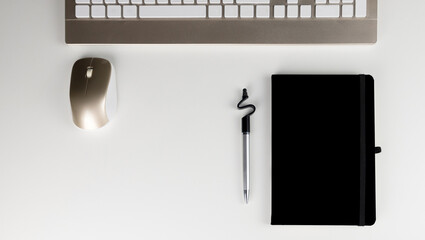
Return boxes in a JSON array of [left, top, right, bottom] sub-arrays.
[[238, 89, 255, 204], [243, 133, 250, 201]]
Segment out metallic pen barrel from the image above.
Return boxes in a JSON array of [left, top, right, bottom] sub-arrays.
[[243, 133, 250, 204], [237, 88, 255, 205]]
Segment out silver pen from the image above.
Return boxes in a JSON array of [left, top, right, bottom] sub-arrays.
[[237, 89, 256, 204]]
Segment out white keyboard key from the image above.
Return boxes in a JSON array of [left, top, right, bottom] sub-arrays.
[[139, 6, 206, 18], [123, 5, 137, 18], [224, 5, 238, 18], [208, 5, 222, 18], [210, 0, 220, 4], [316, 5, 339, 18], [91, 0, 103, 4], [342, 0, 353, 3], [329, 0, 340, 3], [118, 0, 130, 3], [236, 0, 269, 4], [287, 5, 298, 18], [315, 0, 326, 3], [75, 0, 90, 3], [287, 0, 298, 3], [240, 5, 254, 18], [197, 0, 208, 4], [144, 0, 155, 4], [107, 5, 121, 18], [171, 0, 182, 4], [223, 0, 233, 4], [183, 0, 194, 3], [356, 0, 367, 17], [300, 5, 311, 18], [256, 5, 269, 18], [342, 4, 353, 17], [104, 0, 116, 4], [274, 5, 285, 18], [158, 0, 169, 4], [91, 5, 106, 18], [75, 5, 90, 18], [131, 0, 143, 3]]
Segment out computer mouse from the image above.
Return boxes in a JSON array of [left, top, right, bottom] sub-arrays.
[[70, 57, 117, 130]]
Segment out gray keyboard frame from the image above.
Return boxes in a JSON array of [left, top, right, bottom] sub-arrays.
[[65, 0, 377, 44]]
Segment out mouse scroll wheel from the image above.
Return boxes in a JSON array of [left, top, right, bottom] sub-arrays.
[[86, 67, 94, 79]]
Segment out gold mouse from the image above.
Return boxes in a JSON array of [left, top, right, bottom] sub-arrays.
[[70, 58, 117, 130]]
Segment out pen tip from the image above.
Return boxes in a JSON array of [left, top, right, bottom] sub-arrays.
[[244, 190, 249, 204]]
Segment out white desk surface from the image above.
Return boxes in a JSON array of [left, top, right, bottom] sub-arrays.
[[1, 1, 424, 239]]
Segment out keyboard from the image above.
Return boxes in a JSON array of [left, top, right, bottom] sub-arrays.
[[65, 0, 377, 44]]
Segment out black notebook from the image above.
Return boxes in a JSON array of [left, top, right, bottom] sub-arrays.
[[271, 75, 379, 226]]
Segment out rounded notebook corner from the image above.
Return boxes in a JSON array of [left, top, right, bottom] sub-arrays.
[[364, 74, 375, 81], [366, 217, 377, 226]]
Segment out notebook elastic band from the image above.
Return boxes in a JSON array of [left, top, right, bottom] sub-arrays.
[[359, 75, 367, 226]]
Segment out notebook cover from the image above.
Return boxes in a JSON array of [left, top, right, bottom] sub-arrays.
[[271, 75, 376, 226]]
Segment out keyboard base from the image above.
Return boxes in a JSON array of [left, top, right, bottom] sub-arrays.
[[65, 19, 377, 44]]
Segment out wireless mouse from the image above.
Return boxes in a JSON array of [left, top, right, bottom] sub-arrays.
[[70, 58, 117, 130]]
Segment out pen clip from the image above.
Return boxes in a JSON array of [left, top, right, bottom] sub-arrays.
[[237, 89, 256, 133], [237, 89, 256, 116]]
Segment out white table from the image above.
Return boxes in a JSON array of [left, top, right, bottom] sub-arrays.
[[0, 1, 424, 239]]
